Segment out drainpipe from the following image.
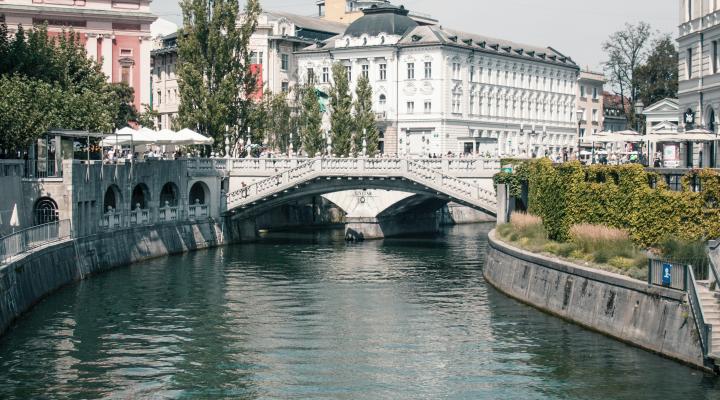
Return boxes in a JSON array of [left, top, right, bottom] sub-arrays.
[[395, 47, 400, 156]]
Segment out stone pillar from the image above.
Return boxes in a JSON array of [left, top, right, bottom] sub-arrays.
[[496, 183, 514, 226]]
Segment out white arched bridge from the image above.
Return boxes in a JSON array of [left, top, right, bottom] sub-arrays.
[[224, 158, 498, 222]]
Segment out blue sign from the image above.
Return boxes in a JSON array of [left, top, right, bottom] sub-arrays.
[[662, 263, 672, 286]]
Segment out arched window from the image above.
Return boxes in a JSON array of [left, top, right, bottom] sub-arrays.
[[708, 108, 716, 133], [104, 185, 122, 213], [189, 182, 209, 205], [34, 197, 58, 225], [131, 184, 150, 210], [160, 182, 179, 207], [379, 94, 386, 107]]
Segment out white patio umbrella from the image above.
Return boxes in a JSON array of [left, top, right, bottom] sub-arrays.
[[9, 204, 19, 232], [176, 128, 214, 145]]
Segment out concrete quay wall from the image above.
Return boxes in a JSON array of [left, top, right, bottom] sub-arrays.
[[484, 230, 707, 370], [0, 218, 253, 337]]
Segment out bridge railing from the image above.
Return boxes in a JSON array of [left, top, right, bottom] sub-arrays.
[[226, 158, 497, 212], [225, 157, 500, 176]]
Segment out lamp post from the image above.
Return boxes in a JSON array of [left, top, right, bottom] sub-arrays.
[[575, 109, 584, 161], [634, 100, 645, 164]]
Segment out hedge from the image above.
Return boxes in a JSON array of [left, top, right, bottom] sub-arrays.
[[501, 159, 720, 247]]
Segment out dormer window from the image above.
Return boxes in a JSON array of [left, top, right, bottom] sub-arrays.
[[448, 35, 458, 42], [411, 35, 422, 42], [463, 39, 473, 46]]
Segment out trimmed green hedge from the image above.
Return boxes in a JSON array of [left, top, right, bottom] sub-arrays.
[[503, 159, 720, 247]]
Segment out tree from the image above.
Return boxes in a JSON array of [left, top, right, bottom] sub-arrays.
[[177, 0, 262, 154], [634, 35, 678, 107], [298, 83, 324, 157], [329, 63, 353, 156], [0, 25, 116, 150], [109, 83, 137, 129], [353, 75, 379, 156], [267, 92, 292, 152], [602, 22, 652, 128]]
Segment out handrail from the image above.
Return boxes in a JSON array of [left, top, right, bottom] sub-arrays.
[[0, 220, 72, 264], [707, 240, 720, 290], [687, 265, 713, 356], [225, 158, 497, 213]]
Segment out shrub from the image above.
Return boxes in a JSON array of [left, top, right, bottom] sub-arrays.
[[569, 224, 647, 267], [659, 237, 710, 269]]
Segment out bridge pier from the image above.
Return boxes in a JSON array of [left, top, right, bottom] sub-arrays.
[[345, 212, 440, 241]]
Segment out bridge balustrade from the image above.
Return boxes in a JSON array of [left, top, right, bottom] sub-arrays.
[[188, 203, 209, 220]]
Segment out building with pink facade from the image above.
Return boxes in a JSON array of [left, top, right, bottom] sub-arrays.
[[0, 0, 156, 109]]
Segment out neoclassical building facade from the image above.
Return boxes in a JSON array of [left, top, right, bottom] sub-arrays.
[[0, 0, 156, 109], [296, 4, 580, 157], [678, 0, 720, 165]]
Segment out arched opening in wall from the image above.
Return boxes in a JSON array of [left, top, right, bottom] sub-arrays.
[[707, 108, 716, 133], [189, 181, 209, 206], [159, 182, 179, 207], [33, 197, 58, 225], [104, 185, 122, 213], [131, 184, 150, 210]]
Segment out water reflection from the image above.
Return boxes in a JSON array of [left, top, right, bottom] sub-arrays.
[[0, 223, 717, 399]]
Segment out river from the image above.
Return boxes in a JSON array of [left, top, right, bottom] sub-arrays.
[[0, 224, 718, 399]]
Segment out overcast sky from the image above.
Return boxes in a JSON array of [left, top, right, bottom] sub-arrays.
[[151, 0, 678, 71]]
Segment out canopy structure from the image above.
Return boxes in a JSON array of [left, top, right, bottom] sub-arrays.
[[588, 132, 646, 143], [100, 127, 214, 146], [176, 129, 214, 145], [648, 133, 718, 142], [100, 127, 157, 146]]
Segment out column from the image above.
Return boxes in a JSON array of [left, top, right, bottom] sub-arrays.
[[101, 35, 113, 82], [139, 37, 152, 106]]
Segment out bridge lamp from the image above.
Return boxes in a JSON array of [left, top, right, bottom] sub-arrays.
[[575, 109, 584, 157]]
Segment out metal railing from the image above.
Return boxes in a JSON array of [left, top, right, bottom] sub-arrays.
[[688, 266, 713, 356], [648, 259, 689, 291], [0, 220, 72, 264], [24, 159, 62, 179]]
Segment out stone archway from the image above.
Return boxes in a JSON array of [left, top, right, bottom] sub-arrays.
[[33, 197, 58, 226]]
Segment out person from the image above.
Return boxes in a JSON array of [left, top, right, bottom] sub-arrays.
[[654, 158, 662, 168]]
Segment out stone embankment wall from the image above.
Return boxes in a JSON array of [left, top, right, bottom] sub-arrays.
[[0, 218, 253, 337], [484, 230, 706, 370]]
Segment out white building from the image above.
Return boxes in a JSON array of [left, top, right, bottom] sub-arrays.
[[151, 10, 346, 129], [678, 0, 720, 166], [296, 4, 580, 157]]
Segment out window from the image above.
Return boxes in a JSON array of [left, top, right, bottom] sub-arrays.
[[580, 128, 586, 138], [470, 66, 475, 83], [120, 48, 132, 56], [250, 51, 263, 65], [714, 41, 718, 74], [592, 87, 598, 100], [452, 63, 461, 80], [592, 109, 598, 122], [121, 65, 131, 85], [322, 67, 329, 83], [281, 54, 289, 71], [407, 62, 415, 79], [361, 64, 369, 79], [379, 63, 387, 80], [307, 68, 315, 84], [379, 94, 386, 108], [281, 81, 289, 93], [407, 101, 415, 114], [470, 94, 476, 114], [345, 65, 352, 82], [687, 48, 693, 79], [424, 101, 432, 113], [425, 62, 432, 79], [157, 90, 161, 105], [452, 94, 461, 114], [580, 85, 586, 98]]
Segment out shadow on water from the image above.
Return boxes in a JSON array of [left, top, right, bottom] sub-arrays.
[[0, 223, 718, 399]]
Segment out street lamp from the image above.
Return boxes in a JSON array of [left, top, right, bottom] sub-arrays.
[[575, 109, 584, 160], [634, 101, 645, 164]]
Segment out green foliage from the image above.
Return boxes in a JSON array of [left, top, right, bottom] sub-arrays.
[[298, 83, 324, 157], [177, 0, 262, 153], [329, 62, 353, 156], [634, 35, 678, 108], [353, 75, 378, 156], [0, 25, 118, 148], [659, 237, 710, 270], [506, 160, 720, 247]]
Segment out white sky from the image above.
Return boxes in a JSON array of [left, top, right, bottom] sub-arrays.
[[151, 0, 678, 71]]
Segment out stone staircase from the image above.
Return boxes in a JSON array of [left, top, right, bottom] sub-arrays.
[[697, 282, 720, 360]]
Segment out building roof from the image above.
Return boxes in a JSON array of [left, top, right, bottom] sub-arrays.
[[265, 10, 347, 35], [300, 5, 577, 68], [344, 4, 418, 37]]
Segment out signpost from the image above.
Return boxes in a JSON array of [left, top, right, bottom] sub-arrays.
[[662, 263, 672, 287]]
